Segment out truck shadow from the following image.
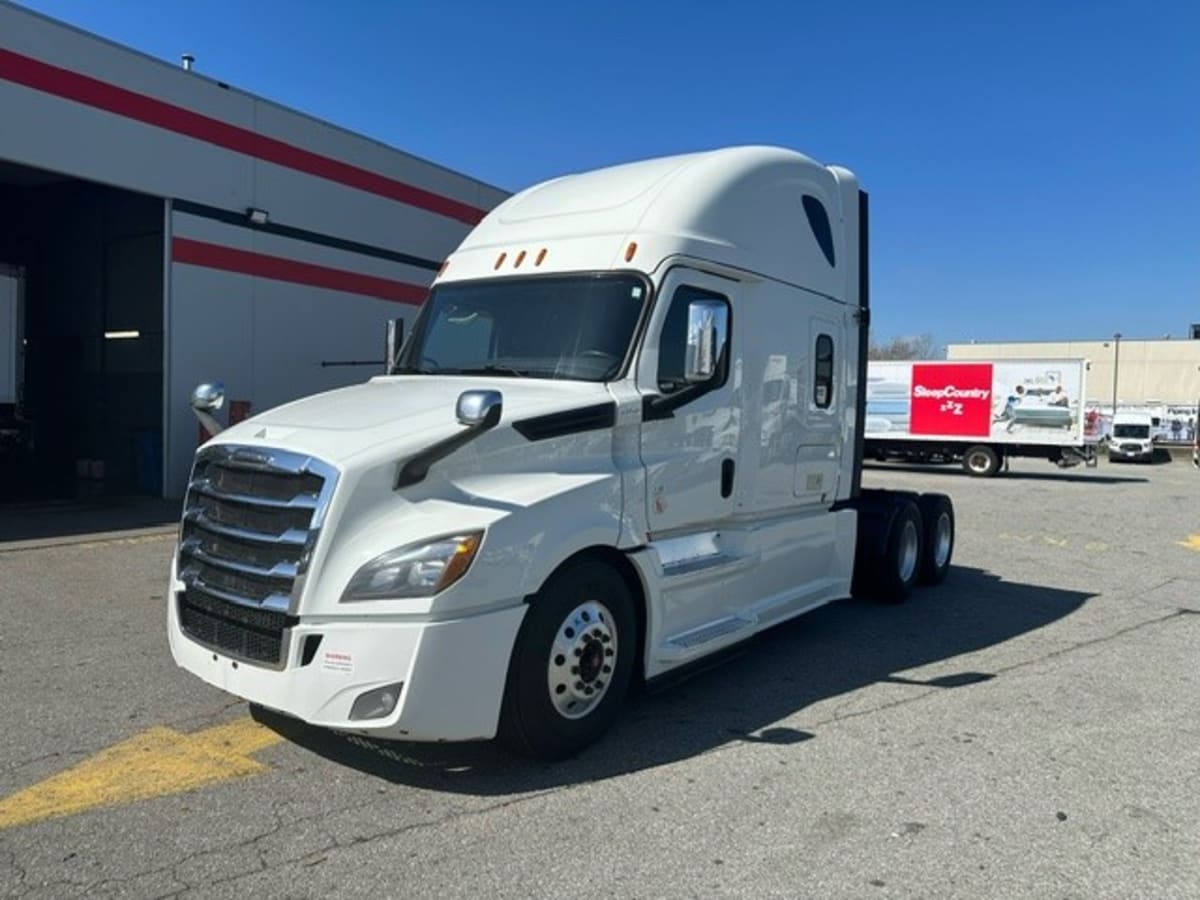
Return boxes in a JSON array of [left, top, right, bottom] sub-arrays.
[[863, 462, 1148, 484], [251, 565, 1093, 792], [0, 496, 182, 544]]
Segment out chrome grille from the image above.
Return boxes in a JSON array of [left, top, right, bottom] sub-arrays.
[[176, 445, 338, 668]]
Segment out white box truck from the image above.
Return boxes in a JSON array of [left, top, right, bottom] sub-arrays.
[[167, 147, 957, 758], [864, 359, 1098, 477]]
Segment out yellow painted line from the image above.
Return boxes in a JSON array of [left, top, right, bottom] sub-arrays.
[[0, 718, 282, 830], [1177, 534, 1200, 552]]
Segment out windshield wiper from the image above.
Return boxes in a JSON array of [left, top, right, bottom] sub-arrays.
[[455, 365, 530, 378]]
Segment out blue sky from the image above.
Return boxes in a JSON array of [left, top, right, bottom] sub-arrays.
[[16, 0, 1200, 350]]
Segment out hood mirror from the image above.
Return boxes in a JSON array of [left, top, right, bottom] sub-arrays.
[[394, 390, 504, 490], [456, 390, 503, 428], [190, 381, 226, 436]]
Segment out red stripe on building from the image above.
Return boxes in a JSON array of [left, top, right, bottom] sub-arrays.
[[172, 237, 428, 306], [0, 47, 485, 225]]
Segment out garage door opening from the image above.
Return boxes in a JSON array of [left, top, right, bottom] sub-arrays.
[[0, 161, 164, 502]]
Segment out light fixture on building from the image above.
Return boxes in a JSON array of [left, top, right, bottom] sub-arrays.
[[104, 330, 141, 340], [246, 208, 269, 226]]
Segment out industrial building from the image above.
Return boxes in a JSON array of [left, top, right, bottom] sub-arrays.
[[0, 1, 507, 501], [947, 334, 1200, 412]]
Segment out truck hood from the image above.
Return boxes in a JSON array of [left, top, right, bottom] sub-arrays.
[[210, 376, 614, 467]]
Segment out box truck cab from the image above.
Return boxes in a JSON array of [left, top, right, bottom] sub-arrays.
[[1109, 411, 1155, 462], [168, 147, 955, 758]]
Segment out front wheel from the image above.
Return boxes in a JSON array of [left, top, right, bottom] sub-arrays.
[[499, 559, 636, 759]]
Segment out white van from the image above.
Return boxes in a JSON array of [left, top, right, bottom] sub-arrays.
[[1109, 411, 1155, 462], [168, 147, 956, 758]]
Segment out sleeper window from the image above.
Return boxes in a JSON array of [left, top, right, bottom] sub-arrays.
[[814, 334, 834, 408]]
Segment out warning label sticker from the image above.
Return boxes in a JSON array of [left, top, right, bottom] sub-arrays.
[[321, 650, 354, 676]]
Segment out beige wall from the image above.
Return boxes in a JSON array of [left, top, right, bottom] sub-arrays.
[[947, 340, 1200, 406]]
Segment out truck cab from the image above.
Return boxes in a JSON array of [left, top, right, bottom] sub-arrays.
[[168, 147, 953, 757], [1109, 411, 1155, 462]]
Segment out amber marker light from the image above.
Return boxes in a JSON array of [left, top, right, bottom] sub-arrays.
[[437, 533, 482, 591], [494, 252, 507, 270], [624, 241, 638, 262], [535, 248, 547, 266], [515, 250, 527, 268]]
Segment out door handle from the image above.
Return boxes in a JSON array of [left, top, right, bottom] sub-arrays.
[[720, 458, 735, 498]]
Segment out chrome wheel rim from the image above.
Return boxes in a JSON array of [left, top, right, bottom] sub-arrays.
[[967, 451, 991, 474], [933, 511, 953, 568], [547, 601, 616, 720], [898, 519, 919, 584]]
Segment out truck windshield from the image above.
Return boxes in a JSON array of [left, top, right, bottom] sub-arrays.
[[396, 274, 648, 382], [1114, 424, 1150, 439]]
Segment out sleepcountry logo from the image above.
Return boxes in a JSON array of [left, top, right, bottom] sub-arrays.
[[912, 385, 991, 401]]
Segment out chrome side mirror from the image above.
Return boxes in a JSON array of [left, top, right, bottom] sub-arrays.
[[684, 299, 729, 383], [190, 381, 226, 436], [385, 318, 404, 374], [456, 390, 503, 428]]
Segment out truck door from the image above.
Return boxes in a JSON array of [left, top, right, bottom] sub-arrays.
[[795, 312, 845, 506], [638, 268, 742, 536]]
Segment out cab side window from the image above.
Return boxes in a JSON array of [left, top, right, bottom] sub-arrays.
[[814, 333, 834, 408], [657, 285, 730, 393]]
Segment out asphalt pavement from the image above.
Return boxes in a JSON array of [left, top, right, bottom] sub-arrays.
[[1, 455, 1198, 899]]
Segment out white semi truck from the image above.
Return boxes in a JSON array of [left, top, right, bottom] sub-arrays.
[[167, 147, 956, 758], [864, 359, 1098, 477]]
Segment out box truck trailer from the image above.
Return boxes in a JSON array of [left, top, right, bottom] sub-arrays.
[[864, 359, 1097, 477], [167, 147, 957, 758]]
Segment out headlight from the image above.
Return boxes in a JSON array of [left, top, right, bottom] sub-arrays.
[[342, 532, 483, 601]]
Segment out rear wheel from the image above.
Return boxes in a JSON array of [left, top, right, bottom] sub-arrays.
[[962, 444, 1000, 477], [870, 499, 923, 604], [499, 559, 636, 759], [916, 493, 954, 585]]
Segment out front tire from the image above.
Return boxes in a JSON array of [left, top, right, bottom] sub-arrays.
[[499, 559, 636, 759]]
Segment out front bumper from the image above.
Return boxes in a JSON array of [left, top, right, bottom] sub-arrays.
[[168, 592, 527, 742], [1109, 446, 1152, 460]]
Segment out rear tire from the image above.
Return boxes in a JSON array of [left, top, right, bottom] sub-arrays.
[[916, 493, 954, 585], [962, 445, 1000, 477], [499, 559, 636, 759], [871, 499, 923, 604]]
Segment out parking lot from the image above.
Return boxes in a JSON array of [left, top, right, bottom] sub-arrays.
[[2, 456, 1198, 899]]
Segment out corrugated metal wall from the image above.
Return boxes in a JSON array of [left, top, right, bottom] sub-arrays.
[[0, 1, 508, 496]]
